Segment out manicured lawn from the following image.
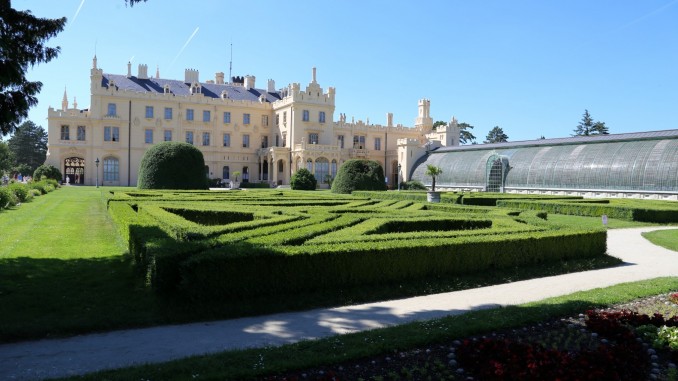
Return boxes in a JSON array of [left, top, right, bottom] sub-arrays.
[[0, 186, 628, 342], [643, 228, 678, 252]]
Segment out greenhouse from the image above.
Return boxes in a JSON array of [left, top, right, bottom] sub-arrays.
[[409, 129, 678, 198]]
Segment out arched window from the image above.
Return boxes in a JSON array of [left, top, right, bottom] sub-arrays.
[[103, 157, 119, 181], [306, 158, 313, 172], [315, 157, 329, 182], [242, 166, 249, 181], [223, 166, 230, 180], [331, 159, 337, 178]]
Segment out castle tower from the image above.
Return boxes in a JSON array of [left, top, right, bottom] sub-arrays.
[[415, 99, 433, 130]]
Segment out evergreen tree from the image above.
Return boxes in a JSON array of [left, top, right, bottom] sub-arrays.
[[0, 1, 66, 136], [484, 126, 509, 143], [0, 140, 13, 174], [574, 110, 609, 136], [7, 120, 47, 174]]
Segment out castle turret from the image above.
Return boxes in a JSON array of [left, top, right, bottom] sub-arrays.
[[415, 99, 433, 130], [61, 88, 68, 111]]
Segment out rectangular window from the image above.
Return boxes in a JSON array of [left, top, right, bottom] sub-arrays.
[[77, 126, 86, 141], [337, 135, 344, 148], [145, 129, 153, 144], [202, 132, 210, 146], [242, 134, 250, 148], [261, 136, 268, 148], [185, 131, 194, 144], [60, 125, 70, 140], [262, 115, 269, 126], [103, 158, 119, 181], [107, 103, 116, 116], [353, 135, 365, 149], [145, 106, 154, 118], [104, 126, 120, 142], [223, 133, 230, 147], [203, 110, 210, 122], [243, 113, 250, 125], [164, 130, 172, 141], [275, 134, 280, 147], [186, 109, 194, 121], [309, 133, 319, 144], [164, 107, 172, 120], [283, 111, 287, 124], [302, 110, 309, 122], [374, 137, 381, 151], [319, 111, 326, 123], [276, 113, 279, 126], [282, 132, 287, 147], [223, 111, 231, 123]]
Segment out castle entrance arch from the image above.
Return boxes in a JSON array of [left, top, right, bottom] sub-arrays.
[[64, 157, 85, 185]]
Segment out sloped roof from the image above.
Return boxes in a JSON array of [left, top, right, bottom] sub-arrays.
[[102, 74, 283, 103], [435, 129, 678, 153]]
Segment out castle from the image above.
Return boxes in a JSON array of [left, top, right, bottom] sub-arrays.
[[46, 57, 458, 187]]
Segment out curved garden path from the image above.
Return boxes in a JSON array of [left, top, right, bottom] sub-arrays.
[[1, 227, 676, 380]]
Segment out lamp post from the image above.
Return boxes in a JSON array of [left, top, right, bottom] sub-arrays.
[[95, 157, 100, 188], [397, 163, 402, 191]]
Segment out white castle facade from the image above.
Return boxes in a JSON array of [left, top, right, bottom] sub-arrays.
[[46, 57, 460, 187]]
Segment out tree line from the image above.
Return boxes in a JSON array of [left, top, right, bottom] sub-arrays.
[[433, 109, 609, 145]]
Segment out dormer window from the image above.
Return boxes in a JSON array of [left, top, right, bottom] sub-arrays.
[[221, 90, 229, 99], [190, 82, 201, 95], [163, 84, 171, 94], [108, 80, 116, 90]]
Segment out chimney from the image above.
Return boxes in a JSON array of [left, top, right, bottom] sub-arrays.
[[216, 72, 225, 85], [184, 69, 199, 83], [387, 113, 393, 127], [312, 67, 317, 83], [126, 61, 132, 78], [138, 64, 148, 79], [244, 75, 255, 90], [267, 79, 275, 92]]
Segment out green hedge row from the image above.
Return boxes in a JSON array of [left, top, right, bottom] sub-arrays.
[[352, 191, 582, 206], [497, 199, 678, 223], [177, 228, 606, 301]]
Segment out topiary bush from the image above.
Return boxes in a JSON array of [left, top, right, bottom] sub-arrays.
[[331, 159, 387, 194], [33, 164, 62, 182], [137, 142, 208, 190], [290, 168, 317, 190]]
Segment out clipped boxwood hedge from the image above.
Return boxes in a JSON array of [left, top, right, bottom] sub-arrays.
[[331, 159, 386, 194], [137, 141, 208, 190]]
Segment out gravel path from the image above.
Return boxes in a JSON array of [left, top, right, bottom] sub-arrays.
[[1, 227, 676, 380]]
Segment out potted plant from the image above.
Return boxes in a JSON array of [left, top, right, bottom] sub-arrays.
[[230, 171, 241, 189], [425, 164, 443, 203]]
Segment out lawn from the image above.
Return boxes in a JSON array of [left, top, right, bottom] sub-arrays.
[[643, 228, 678, 252]]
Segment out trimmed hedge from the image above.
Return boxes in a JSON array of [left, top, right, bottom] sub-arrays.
[[33, 164, 62, 182], [498, 199, 678, 223], [290, 168, 317, 190], [331, 159, 386, 194], [137, 141, 208, 190]]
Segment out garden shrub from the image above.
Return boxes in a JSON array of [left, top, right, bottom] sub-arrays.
[[400, 180, 427, 190], [8, 182, 29, 202], [0, 187, 11, 209], [290, 168, 317, 190], [331, 159, 387, 194], [137, 141, 208, 190], [33, 164, 62, 182]]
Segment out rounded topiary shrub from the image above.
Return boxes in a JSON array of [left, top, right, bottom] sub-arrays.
[[33, 164, 62, 182], [137, 142, 208, 189], [290, 168, 317, 190], [331, 159, 387, 194]]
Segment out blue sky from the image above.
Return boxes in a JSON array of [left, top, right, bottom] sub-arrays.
[[14, 0, 678, 142]]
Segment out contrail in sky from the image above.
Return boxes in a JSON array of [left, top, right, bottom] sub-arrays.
[[69, 0, 86, 28], [170, 27, 200, 68]]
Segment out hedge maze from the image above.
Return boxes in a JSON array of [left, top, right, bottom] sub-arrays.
[[107, 190, 608, 301]]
